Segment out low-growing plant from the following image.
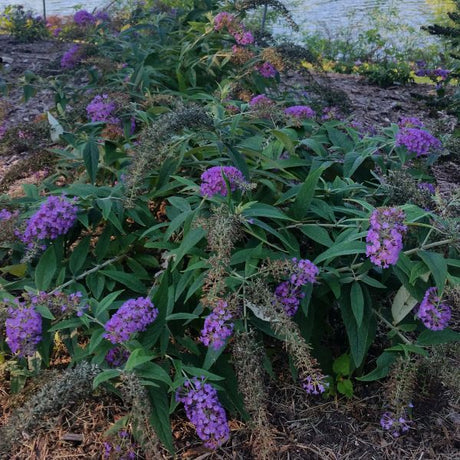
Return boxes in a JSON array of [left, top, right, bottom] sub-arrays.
[[0, 2, 458, 457], [0, 5, 49, 42]]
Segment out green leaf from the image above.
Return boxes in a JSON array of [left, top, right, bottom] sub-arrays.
[[292, 164, 328, 219], [94, 290, 124, 318], [332, 354, 351, 376], [172, 228, 206, 270], [242, 203, 294, 221], [148, 385, 175, 454], [300, 225, 333, 247], [337, 378, 353, 398], [391, 285, 418, 324], [166, 313, 199, 321], [35, 246, 57, 291], [69, 237, 91, 275], [314, 241, 366, 265], [417, 328, 460, 346], [125, 349, 155, 371], [350, 282, 364, 327], [339, 291, 376, 368], [82, 137, 99, 184], [357, 351, 398, 381], [227, 145, 250, 180], [101, 270, 146, 294], [181, 366, 225, 381], [93, 369, 120, 389], [419, 251, 448, 294], [135, 362, 172, 385]]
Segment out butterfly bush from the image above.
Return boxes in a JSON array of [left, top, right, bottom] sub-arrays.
[[416, 287, 451, 331], [103, 297, 158, 343], [380, 406, 413, 437], [61, 44, 84, 69], [213, 12, 254, 45], [275, 258, 319, 316], [105, 346, 130, 367], [274, 281, 304, 316], [366, 207, 407, 268], [200, 166, 246, 197], [301, 373, 328, 395], [257, 62, 277, 78], [0, 209, 13, 220], [398, 117, 424, 129], [176, 377, 230, 449], [21, 195, 78, 248], [200, 300, 234, 350], [86, 94, 120, 124], [396, 128, 442, 156], [5, 300, 42, 357], [284, 105, 316, 119], [74, 10, 96, 26], [249, 94, 273, 108]]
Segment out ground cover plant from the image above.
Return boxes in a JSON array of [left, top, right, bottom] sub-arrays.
[[0, 1, 459, 458]]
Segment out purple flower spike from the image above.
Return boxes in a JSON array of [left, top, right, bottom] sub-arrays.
[[21, 195, 78, 248], [284, 105, 316, 119], [416, 287, 451, 331], [5, 301, 42, 357], [61, 44, 84, 69], [366, 207, 407, 268], [103, 297, 158, 343], [396, 128, 442, 156], [200, 300, 234, 350], [274, 281, 304, 316], [290, 258, 319, 286], [86, 94, 119, 124], [301, 373, 328, 395], [200, 166, 246, 198], [176, 377, 230, 449]]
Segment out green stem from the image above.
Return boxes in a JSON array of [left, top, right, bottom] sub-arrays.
[[373, 309, 412, 345], [51, 255, 126, 294]]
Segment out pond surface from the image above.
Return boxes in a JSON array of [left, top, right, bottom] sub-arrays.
[[0, 0, 452, 34]]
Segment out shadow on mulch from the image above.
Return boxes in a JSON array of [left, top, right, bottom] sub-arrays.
[[1, 365, 458, 460]]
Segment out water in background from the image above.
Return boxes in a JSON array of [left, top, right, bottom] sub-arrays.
[[0, 0, 452, 33]]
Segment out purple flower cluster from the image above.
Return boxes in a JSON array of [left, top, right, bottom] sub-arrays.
[[274, 281, 304, 316], [5, 300, 42, 357], [74, 9, 96, 26], [301, 373, 328, 395], [21, 196, 78, 248], [275, 258, 319, 316], [418, 182, 435, 194], [290, 258, 319, 286], [105, 346, 130, 367], [416, 287, 451, 331], [380, 407, 413, 437], [284, 105, 316, 119], [61, 44, 84, 69], [103, 297, 158, 344], [0, 209, 13, 220], [257, 61, 277, 78], [103, 430, 137, 459], [249, 94, 273, 108], [415, 61, 451, 80], [396, 128, 442, 156], [200, 300, 234, 350], [176, 377, 230, 449], [86, 94, 119, 124], [366, 207, 407, 268], [213, 12, 254, 45], [200, 166, 246, 197], [398, 117, 424, 129]]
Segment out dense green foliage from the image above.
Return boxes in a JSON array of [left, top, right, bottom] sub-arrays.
[[0, 2, 458, 456]]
